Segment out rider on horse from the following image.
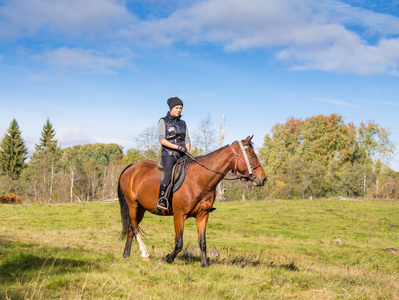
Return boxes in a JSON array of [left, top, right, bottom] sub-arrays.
[[156, 97, 191, 211]]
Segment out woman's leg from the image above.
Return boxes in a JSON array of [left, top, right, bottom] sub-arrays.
[[157, 154, 177, 211], [161, 154, 177, 186]]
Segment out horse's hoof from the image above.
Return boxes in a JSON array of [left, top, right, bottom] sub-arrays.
[[162, 256, 173, 264], [142, 256, 150, 261]]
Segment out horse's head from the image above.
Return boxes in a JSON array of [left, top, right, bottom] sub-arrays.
[[230, 136, 267, 187]]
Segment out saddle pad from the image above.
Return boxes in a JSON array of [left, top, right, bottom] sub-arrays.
[[158, 156, 191, 194]]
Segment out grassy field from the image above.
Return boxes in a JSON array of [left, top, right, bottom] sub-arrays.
[[0, 199, 398, 299]]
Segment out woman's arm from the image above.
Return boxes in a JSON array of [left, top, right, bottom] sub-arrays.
[[160, 139, 179, 150]]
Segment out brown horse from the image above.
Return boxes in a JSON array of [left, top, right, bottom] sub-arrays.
[[118, 136, 267, 267]]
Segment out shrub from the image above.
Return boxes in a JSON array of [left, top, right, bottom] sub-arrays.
[[0, 193, 22, 204]]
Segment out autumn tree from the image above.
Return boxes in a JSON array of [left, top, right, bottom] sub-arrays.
[[260, 114, 395, 199], [123, 148, 145, 164], [0, 119, 28, 179]]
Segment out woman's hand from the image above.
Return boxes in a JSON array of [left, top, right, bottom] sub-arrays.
[[178, 145, 188, 153]]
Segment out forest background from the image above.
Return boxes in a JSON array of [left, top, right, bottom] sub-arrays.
[[0, 112, 397, 204]]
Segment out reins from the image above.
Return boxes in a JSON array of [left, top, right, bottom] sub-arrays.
[[184, 142, 259, 181], [184, 152, 229, 176]]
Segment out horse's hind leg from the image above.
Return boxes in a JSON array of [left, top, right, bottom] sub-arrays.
[[123, 226, 134, 258], [126, 201, 150, 260], [133, 204, 150, 260]]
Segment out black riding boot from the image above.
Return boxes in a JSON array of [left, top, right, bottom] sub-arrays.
[[156, 184, 169, 212]]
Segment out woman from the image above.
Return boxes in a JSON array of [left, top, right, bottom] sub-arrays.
[[157, 97, 191, 211]]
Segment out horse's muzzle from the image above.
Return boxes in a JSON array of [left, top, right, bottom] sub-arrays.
[[252, 175, 267, 187]]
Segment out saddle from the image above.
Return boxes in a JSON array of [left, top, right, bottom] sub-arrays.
[[157, 155, 193, 200]]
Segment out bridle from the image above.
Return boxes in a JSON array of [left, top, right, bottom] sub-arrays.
[[229, 141, 262, 183], [185, 141, 262, 183]]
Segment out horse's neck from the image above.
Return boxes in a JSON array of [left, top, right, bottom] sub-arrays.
[[191, 145, 235, 190]]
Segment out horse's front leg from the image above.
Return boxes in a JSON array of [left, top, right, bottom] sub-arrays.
[[163, 213, 185, 263], [196, 212, 209, 267]]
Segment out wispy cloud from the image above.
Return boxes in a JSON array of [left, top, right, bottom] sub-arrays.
[[37, 47, 129, 74], [315, 97, 360, 107], [379, 100, 399, 107], [26, 73, 50, 82]]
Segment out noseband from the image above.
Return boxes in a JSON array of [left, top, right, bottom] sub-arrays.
[[229, 142, 261, 182]]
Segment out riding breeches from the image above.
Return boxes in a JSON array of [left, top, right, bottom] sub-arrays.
[[161, 154, 177, 186]]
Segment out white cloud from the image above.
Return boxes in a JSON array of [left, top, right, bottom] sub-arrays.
[[0, 0, 134, 41], [278, 36, 399, 75], [316, 0, 399, 36], [127, 0, 399, 75], [57, 127, 91, 147], [2, 0, 399, 75], [38, 47, 127, 74], [56, 127, 134, 150]]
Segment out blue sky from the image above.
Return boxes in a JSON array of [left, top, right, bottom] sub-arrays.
[[0, 0, 399, 170]]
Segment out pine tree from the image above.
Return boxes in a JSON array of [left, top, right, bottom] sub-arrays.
[[0, 119, 29, 178], [30, 118, 61, 203], [35, 118, 58, 154]]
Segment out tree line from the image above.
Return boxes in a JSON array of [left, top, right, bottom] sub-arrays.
[[257, 114, 398, 200], [0, 114, 398, 203]]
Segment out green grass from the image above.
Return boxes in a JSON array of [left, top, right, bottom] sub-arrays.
[[1, 199, 398, 299]]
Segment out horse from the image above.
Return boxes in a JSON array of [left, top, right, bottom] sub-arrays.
[[118, 136, 267, 267]]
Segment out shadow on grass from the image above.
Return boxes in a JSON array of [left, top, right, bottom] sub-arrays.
[[0, 238, 99, 284], [177, 249, 300, 271]]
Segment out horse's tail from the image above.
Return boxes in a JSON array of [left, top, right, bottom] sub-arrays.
[[118, 164, 133, 240]]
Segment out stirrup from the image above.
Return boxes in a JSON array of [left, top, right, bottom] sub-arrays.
[[156, 197, 169, 212]]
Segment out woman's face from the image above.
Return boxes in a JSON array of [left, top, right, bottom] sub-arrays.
[[170, 105, 183, 117]]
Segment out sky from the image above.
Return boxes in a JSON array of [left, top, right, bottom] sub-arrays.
[[0, 0, 399, 170]]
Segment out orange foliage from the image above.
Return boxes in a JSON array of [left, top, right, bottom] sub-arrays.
[[0, 193, 22, 204]]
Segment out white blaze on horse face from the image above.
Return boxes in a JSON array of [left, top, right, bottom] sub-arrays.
[[136, 232, 150, 259], [239, 141, 253, 175]]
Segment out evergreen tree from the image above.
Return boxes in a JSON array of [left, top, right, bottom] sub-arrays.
[[29, 118, 61, 203], [34, 118, 58, 154], [0, 119, 28, 178]]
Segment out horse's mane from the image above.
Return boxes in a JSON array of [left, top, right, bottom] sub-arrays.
[[193, 139, 255, 164], [247, 141, 255, 150], [194, 144, 229, 162], [195, 141, 255, 160]]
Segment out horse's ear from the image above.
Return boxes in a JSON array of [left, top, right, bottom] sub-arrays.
[[244, 135, 254, 145]]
